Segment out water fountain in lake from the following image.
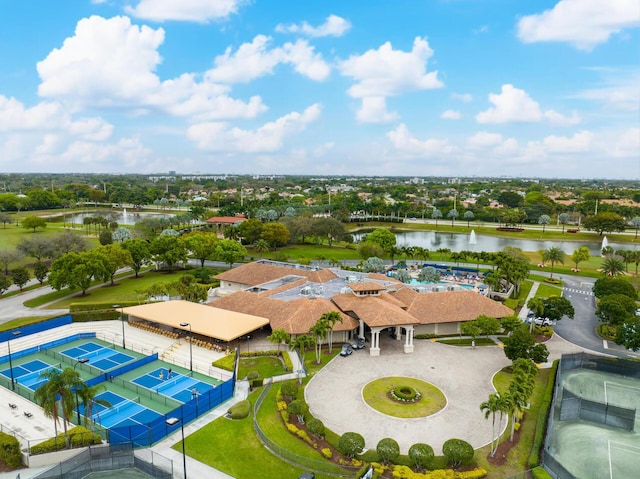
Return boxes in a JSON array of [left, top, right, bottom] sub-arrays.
[[469, 229, 477, 245], [601, 236, 608, 252], [122, 208, 128, 223]]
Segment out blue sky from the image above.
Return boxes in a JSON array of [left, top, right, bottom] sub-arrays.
[[0, 0, 638, 178]]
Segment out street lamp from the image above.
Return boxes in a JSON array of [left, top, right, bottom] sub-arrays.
[[246, 335, 251, 353], [166, 417, 187, 479], [74, 358, 89, 424], [180, 323, 192, 372], [113, 305, 125, 349], [8, 331, 22, 391]]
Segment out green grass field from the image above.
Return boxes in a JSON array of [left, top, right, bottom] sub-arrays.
[[535, 283, 563, 299]]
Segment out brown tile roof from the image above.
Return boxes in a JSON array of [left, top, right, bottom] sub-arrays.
[[331, 292, 416, 327], [365, 273, 401, 283], [205, 216, 247, 224], [389, 287, 514, 324], [209, 291, 357, 335], [349, 282, 388, 292], [215, 262, 338, 287]]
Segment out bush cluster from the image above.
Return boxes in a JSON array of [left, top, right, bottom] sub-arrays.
[[366, 463, 487, 479], [30, 427, 102, 455], [227, 400, 251, 419], [528, 360, 558, 468], [0, 432, 22, 468], [391, 386, 421, 402]]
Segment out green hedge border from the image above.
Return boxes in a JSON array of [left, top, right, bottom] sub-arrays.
[[528, 360, 558, 469]]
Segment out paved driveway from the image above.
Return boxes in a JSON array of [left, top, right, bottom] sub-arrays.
[[305, 336, 512, 455]]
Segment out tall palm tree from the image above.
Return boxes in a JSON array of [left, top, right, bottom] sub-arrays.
[[480, 393, 501, 457], [253, 239, 270, 257], [320, 311, 343, 353], [542, 247, 565, 279], [309, 318, 331, 364], [289, 334, 315, 383], [77, 383, 111, 431], [35, 368, 82, 448]]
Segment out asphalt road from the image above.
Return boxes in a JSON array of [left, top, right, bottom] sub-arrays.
[[553, 274, 637, 359]]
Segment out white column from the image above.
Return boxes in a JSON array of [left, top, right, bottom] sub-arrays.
[[403, 326, 415, 353], [370, 327, 381, 356], [395, 326, 402, 341], [359, 319, 365, 339]]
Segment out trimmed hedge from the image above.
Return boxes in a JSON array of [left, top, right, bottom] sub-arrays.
[[528, 360, 558, 469], [282, 351, 293, 372], [532, 467, 553, 479], [0, 431, 22, 468], [227, 400, 251, 419], [30, 427, 102, 455]]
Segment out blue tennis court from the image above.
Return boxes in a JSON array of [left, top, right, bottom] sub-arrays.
[[0, 359, 61, 390], [132, 367, 216, 403], [81, 390, 164, 429], [60, 341, 135, 371]]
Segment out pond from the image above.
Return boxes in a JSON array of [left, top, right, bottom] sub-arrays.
[[61, 209, 177, 225], [352, 230, 633, 255]]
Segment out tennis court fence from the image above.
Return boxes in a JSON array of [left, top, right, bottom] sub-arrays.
[[31, 442, 173, 479]]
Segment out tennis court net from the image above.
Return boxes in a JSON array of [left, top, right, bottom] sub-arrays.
[[18, 364, 61, 387], [94, 397, 140, 423], [156, 375, 190, 393]]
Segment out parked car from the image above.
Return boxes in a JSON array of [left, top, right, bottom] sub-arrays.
[[340, 343, 353, 356], [352, 337, 365, 350], [298, 473, 315, 479], [534, 317, 552, 326]]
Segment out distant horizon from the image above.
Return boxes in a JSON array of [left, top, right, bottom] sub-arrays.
[[1, 1, 638, 178]]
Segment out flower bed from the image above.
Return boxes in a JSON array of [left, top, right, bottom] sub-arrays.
[[390, 386, 422, 403]]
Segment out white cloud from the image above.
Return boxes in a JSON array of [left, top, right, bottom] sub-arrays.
[[451, 93, 472, 103], [572, 68, 640, 111], [543, 130, 593, 152], [36, 16, 266, 119], [611, 127, 640, 157], [206, 35, 330, 83], [517, 0, 640, 51], [356, 97, 398, 124], [386, 123, 453, 156], [187, 103, 321, 152], [441, 109, 461, 120], [467, 131, 504, 148], [338, 37, 442, 122], [544, 109, 581, 126], [476, 84, 542, 124], [313, 142, 335, 157], [339, 37, 442, 98], [125, 0, 243, 23], [276, 15, 351, 37]]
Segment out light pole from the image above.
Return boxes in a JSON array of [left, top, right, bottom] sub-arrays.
[[73, 358, 89, 424], [246, 335, 250, 353], [166, 417, 187, 479], [180, 323, 192, 372], [8, 331, 22, 391], [113, 305, 125, 349]]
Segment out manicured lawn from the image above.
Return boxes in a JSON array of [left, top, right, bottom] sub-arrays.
[[535, 283, 563, 299], [362, 376, 446, 418], [40, 270, 184, 308], [504, 279, 533, 310], [0, 316, 60, 332], [238, 356, 286, 379], [180, 389, 335, 479], [475, 367, 552, 477]]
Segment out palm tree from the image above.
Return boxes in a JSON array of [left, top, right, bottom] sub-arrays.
[[77, 383, 111, 431], [320, 311, 343, 353], [388, 246, 403, 266], [35, 368, 82, 448], [558, 213, 571, 234], [601, 256, 625, 277], [464, 210, 474, 229], [616, 249, 634, 272], [447, 209, 458, 228], [480, 393, 501, 457], [431, 208, 442, 229], [309, 318, 332, 364], [289, 334, 315, 383], [254, 239, 270, 257], [267, 328, 291, 353], [541, 247, 565, 279], [537, 214, 551, 233]]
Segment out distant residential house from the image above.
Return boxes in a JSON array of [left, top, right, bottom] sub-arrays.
[[205, 215, 247, 233]]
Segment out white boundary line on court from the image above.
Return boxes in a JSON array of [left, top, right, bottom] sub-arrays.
[[603, 381, 640, 405], [608, 440, 640, 479]]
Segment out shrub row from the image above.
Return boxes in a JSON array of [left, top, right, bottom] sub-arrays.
[[227, 400, 251, 419], [70, 302, 141, 322], [30, 427, 102, 455], [366, 463, 487, 479], [531, 466, 553, 479], [528, 360, 558, 469], [0, 431, 22, 468]]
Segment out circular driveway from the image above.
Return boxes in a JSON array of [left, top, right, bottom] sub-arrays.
[[305, 337, 512, 454]]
